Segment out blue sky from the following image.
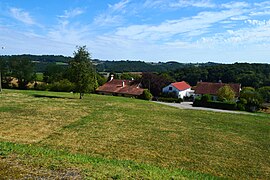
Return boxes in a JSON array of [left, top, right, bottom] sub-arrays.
[[0, 0, 270, 63]]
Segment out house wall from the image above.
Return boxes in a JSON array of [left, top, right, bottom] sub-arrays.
[[162, 85, 191, 99]]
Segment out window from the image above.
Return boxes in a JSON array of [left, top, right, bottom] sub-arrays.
[[169, 87, 172, 91]]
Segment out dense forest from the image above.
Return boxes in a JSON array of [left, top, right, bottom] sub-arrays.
[[170, 63, 270, 88]]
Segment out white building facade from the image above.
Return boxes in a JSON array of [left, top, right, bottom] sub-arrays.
[[162, 81, 192, 99]]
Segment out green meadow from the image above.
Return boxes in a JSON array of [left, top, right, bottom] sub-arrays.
[[0, 89, 269, 179]]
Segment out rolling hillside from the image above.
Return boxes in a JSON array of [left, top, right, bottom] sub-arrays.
[[0, 90, 269, 179]]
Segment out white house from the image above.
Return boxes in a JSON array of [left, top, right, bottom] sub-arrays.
[[162, 81, 192, 99]]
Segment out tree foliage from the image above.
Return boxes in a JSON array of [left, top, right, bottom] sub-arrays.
[[140, 72, 173, 96], [217, 85, 236, 102], [68, 46, 97, 99], [257, 86, 270, 103], [9, 57, 35, 89], [171, 63, 270, 87], [43, 63, 66, 83], [139, 89, 153, 100], [240, 89, 263, 112]]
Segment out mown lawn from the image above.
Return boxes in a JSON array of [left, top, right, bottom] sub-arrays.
[[0, 89, 269, 179]]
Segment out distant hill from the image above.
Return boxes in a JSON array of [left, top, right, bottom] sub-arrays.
[[94, 60, 193, 73], [1, 55, 204, 73]]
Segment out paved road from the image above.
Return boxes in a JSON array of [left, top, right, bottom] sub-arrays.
[[155, 101, 254, 115]]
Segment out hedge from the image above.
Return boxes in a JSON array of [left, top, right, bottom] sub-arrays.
[[158, 97, 183, 103], [193, 99, 237, 110]]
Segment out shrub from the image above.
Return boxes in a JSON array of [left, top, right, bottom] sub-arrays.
[[206, 101, 237, 110], [48, 79, 75, 92], [161, 92, 178, 98], [201, 94, 212, 103], [33, 83, 48, 91], [237, 98, 247, 111], [257, 86, 270, 103], [240, 90, 263, 112], [158, 97, 183, 103], [193, 99, 237, 110], [139, 89, 153, 100]]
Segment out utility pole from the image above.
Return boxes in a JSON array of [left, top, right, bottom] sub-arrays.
[[0, 46, 4, 93]]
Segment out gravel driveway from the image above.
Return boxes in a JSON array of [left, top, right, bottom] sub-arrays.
[[155, 101, 253, 115]]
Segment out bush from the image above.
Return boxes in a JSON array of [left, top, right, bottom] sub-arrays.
[[161, 92, 178, 98], [201, 94, 212, 103], [193, 99, 237, 110], [237, 98, 247, 111], [48, 79, 75, 92], [158, 97, 183, 103], [139, 89, 153, 100], [33, 83, 48, 91], [257, 86, 270, 103], [240, 90, 263, 112]]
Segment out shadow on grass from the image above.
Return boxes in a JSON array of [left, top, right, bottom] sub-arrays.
[[32, 94, 75, 99]]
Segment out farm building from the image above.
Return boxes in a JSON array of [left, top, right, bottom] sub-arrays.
[[162, 81, 193, 99], [96, 76, 144, 97], [194, 82, 241, 100]]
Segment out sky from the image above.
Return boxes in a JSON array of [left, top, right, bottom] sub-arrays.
[[0, 0, 270, 63]]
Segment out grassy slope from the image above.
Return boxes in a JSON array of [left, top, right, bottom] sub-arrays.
[[0, 89, 269, 179]]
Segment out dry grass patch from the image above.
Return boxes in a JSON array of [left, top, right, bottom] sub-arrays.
[[0, 90, 91, 143]]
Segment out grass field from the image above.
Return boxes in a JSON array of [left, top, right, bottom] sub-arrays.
[[0, 89, 269, 179]]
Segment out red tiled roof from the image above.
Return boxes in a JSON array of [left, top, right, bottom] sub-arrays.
[[96, 79, 144, 96], [194, 82, 241, 96], [171, 81, 191, 91]]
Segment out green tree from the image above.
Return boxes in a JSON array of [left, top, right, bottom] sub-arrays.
[[257, 86, 270, 103], [139, 89, 153, 100], [217, 85, 236, 102], [68, 46, 97, 99], [43, 63, 66, 83], [140, 72, 173, 96], [120, 72, 140, 80], [9, 57, 35, 89], [241, 87, 255, 92], [240, 90, 263, 112]]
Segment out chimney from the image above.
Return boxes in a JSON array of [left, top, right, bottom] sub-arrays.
[[110, 74, 114, 81], [122, 81, 125, 87], [218, 80, 222, 83]]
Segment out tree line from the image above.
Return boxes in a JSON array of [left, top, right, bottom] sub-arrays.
[[0, 46, 101, 99], [170, 63, 270, 88]]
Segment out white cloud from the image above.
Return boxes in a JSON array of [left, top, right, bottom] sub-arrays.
[[48, 22, 91, 45], [47, 8, 89, 45], [58, 8, 84, 19], [93, 0, 130, 27], [0, 26, 74, 56], [250, 10, 270, 16], [221, 2, 249, 9], [170, 0, 216, 8], [93, 14, 123, 27], [9, 7, 35, 25], [245, 19, 270, 26], [143, 0, 215, 9], [230, 15, 248, 21], [197, 20, 270, 46], [143, 0, 166, 9], [254, 1, 270, 8], [115, 9, 244, 41], [108, 0, 130, 13]]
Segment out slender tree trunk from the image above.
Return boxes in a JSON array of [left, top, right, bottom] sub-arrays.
[[80, 92, 83, 99]]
